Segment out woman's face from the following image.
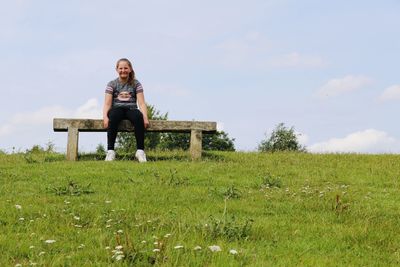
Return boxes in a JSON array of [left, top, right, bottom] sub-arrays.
[[116, 61, 132, 80]]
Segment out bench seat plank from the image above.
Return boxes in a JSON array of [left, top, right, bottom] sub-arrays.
[[54, 118, 216, 133], [53, 118, 217, 161]]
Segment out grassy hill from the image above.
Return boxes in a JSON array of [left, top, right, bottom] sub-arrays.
[[1, 151, 400, 266]]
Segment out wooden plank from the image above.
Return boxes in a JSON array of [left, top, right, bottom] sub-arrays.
[[53, 118, 217, 133], [190, 129, 202, 160], [66, 127, 79, 161]]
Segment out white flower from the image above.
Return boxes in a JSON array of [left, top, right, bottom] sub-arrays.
[[64, 200, 70, 204], [78, 244, 85, 249], [153, 248, 160, 252], [19, 217, 25, 221], [229, 249, 238, 255], [208, 245, 222, 252], [74, 216, 80, 220], [174, 245, 184, 249], [45, 240, 56, 244], [117, 229, 123, 234], [194, 246, 202, 250], [154, 241, 159, 245], [38, 251, 45, 256], [29, 246, 35, 249], [106, 225, 111, 228], [29, 262, 37, 266], [164, 233, 171, 238], [15, 263, 22, 267], [107, 219, 113, 223], [114, 254, 124, 261], [115, 245, 123, 250], [105, 246, 110, 250], [141, 240, 147, 244], [15, 205, 22, 209], [105, 200, 112, 204], [74, 224, 82, 228]]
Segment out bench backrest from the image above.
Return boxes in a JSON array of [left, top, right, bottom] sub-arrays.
[[53, 118, 217, 133]]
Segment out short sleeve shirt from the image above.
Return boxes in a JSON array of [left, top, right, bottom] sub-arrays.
[[105, 78, 144, 109]]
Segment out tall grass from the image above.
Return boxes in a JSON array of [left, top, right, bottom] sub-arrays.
[[1, 151, 400, 266]]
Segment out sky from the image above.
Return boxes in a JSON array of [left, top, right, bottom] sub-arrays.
[[1, 0, 400, 153]]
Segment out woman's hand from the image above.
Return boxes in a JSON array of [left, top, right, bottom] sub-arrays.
[[103, 117, 109, 129], [143, 117, 150, 129]]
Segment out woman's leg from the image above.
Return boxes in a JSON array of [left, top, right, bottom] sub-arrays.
[[126, 109, 145, 150], [107, 108, 125, 150]]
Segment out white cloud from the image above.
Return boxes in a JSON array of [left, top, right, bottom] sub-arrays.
[[269, 52, 326, 68], [0, 98, 101, 138], [316, 75, 372, 98], [216, 32, 326, 69], [308, 129, 400, 153], [217, 122, 224, 131], [296, 132, 309, 146], [379, 85, 400, 102]]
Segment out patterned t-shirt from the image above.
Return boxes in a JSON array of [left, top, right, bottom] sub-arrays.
[[105, 78, 144, 109]]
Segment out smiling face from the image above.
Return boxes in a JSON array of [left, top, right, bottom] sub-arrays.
[[116, 60, 132, 81]]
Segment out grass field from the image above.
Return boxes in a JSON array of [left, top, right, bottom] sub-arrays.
[[1, 151, 400, 266]]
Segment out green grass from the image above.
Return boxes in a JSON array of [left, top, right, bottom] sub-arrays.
[[1, 151, 400, 266]]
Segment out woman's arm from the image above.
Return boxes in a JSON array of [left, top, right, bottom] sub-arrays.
[[137, 92, 149, 129], [103, 93, 113, 128]]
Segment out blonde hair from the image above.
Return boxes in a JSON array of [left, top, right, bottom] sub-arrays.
[[116, 58, 136, 87]]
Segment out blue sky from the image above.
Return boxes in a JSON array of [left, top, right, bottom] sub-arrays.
[[1, 0, 400, 153]]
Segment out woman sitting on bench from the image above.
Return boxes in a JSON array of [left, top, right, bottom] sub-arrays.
[[102, 58, 149, 162]]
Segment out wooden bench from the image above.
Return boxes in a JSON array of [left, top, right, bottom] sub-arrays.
[[53, 118, 217, 161]]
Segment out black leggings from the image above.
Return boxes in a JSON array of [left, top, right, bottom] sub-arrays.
[[107, 107, 145, 150]]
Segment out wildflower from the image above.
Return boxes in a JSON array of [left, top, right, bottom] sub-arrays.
[[78, 244, 85, 249], [29, 262, 37, 266], [38, 251, 45, 256], [174, 245, 184, 249], [117, 229, 123, 234], [208, 245, 222, 252], [153, 248, 160, 252], [15, 263, 22, 267], [106, 225, 111, 228], [164, 233, 171, 238], [74, 216, 80, 220], [15, 204, 22, 209], [105, 200, 112, 204], [115, 245, 123, 250], [30, 220, 34, 223], [44, 240, 56, 244], [141, 240, 147, 244], [74, 224, 82, 228], [229, 249, 238, 255], [105, 246, 110, 250], [194, 246, 202, 250], [106, 219, 113, 223], [114, 255, 124, 261], [29, 246, 35, 249], [19, 218, 25, 221], [154, 241, 159, 245]]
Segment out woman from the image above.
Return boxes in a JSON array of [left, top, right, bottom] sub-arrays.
[[103, 58, 149, 162]]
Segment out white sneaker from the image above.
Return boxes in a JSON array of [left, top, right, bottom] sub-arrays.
[[135, 149, 147, 163], [105, 150, 116, 161]]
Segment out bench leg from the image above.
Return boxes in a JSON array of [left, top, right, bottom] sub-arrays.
[[190, 129, 202, 160], [66, 127, 79, 161]]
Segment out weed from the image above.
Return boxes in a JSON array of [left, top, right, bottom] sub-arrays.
[[200, 199, 253, 241], [154, 169, 190, 186], [261, 173, 282, 188], [47, 181, 95, 196], [223, 185, 242, 199]]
